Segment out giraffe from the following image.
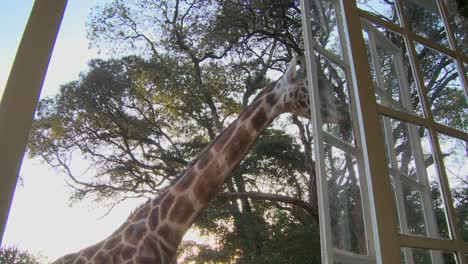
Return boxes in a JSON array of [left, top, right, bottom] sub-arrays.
[[53, 56, 348, 264]]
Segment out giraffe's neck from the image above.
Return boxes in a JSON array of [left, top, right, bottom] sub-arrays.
[[150, 81, 284, 260], [53, 56, 310, 264]]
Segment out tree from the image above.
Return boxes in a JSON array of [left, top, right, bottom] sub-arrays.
[[0, 246, 40, 264], [30, 1, 322, 261], [28, 0, 467, 262]]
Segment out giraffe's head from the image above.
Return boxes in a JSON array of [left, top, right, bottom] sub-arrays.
[[277, 56, 350, 125], [275, 56, 311, 118]]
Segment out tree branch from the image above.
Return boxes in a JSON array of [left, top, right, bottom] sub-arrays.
[[217, 191, 319, 223]]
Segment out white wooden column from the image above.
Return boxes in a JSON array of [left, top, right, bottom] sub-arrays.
[[0, 0, 68, 244]]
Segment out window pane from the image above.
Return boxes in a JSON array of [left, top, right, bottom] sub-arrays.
[[401, 181, 427, 235], [357, 0, 400, 25], [444, 0, 468, 55], [381, 116, 450, 238], [316, 52, 354, 145], [324, 143, 367, 254], [414, 43, 468, 132], [403, 0, 450, 48], [362, 23, 423, 116], [308, 0, 343, 59], [438, 133, 468, 242], [401, 248, 458, 264]]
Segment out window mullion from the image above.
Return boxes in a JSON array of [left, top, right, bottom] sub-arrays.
[[300, 0, 335, 263]]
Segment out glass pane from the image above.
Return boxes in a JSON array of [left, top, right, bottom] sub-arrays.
[[403, 0, 450, 48], [382, 117, 417, 177], [316, 52, 354, 145], [401, 181, 427, 235], [444, 0, 468, 55], [438, 133, 468, 241], [357, 0, 400, 24], [309, 0, 343, 59], [362, 23, 423, 116], [401, 248, 458, 264], [414, 43, 468, 132], [324, 143, 367, 254], [381, 116, 450, 238]]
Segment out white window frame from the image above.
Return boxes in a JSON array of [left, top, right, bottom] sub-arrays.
[[301, 0, 468, 263], [301, 0, 376, 263]]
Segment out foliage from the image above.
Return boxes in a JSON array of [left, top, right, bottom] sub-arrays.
[[0, 246, 40, 264], [28, 0, 468, 262]]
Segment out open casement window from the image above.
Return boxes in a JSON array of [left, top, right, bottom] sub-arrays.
[[301, 0, 376, 263], [301, 0, 468, 263]]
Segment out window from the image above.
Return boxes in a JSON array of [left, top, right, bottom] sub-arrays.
[[301, 0, 467, 263]]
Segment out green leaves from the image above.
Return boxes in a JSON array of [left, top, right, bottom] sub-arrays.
[[33, 0, 320, 262], [0, 246, 40, 264]]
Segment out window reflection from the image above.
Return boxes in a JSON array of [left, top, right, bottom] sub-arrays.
[[357, 0, 400, 24], [414, 42, 467, 131], [438, 133, 468, 242], [381, 116, 450, 239], [403, 0, 450, 48], [444, 0, 468, 54]]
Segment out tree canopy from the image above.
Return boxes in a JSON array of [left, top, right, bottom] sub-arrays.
[[28, 0, 467, 262], [0, 246, 40, 264]]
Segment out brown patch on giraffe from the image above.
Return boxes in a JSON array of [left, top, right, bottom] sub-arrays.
[[148, 207, 160, 231], [152, 188, 169, 207], [266, 93, 278, 106], [81, 243, 102, 260], [75, 257, 86, 264], [107, 245, 123, 263], [160, 192, 175, 220], [174, 167, 197, 192], [123, 221, 147, 246], [197, 150, 213, 169], [241, 99, 262, 121], [62, 254, 78, 264], [142, 236, 159, 255], [193, 162, 225, 204], [132, 203, 151, 221], [136, 256, 158, 264], [251, 108, 267, 131], [121, 246, 136, 260], [104, 235, 122, 250], [157, 223, 181, 246], [224, 126, 252, 167], [93, 252, 111, 264], [213, 124, 236, 152], [159, 242, 176, 262], [169, 195, 195, 224]]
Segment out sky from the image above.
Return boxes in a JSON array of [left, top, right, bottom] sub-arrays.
[[0, 1, 147, 262], [1, 1, 466, 262]]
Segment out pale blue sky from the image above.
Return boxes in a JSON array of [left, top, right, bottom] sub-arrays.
[[0, 1, 146, 262]]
